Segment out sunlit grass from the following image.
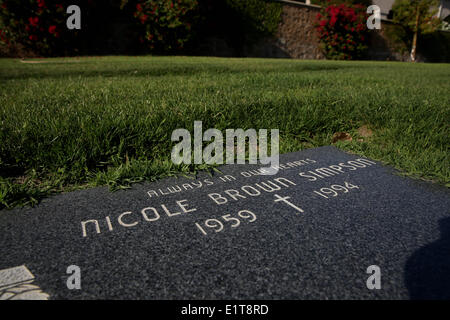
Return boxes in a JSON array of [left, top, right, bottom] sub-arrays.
[[0, 56, 448, 209]]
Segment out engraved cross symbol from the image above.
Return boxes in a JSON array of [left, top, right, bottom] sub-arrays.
[[273, 194, 304, 214]]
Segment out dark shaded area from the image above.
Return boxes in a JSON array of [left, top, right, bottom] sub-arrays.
[[0, 63, 355, 81], [188, 0, 280, 57], [0, 0, 145, 57], [367, 20, 450, 63], [0, 1, 275, 59], [0, 0, 282, 57], [418, 31, 450, 63], [312, 0, 372, 5], [70, 0, 143, 55], [405, 217, 450, 300]]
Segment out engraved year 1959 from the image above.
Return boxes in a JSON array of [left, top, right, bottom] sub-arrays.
[[195, 210, 257, 235]]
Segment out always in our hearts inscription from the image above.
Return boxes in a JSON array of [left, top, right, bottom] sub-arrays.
[[1, 146, 449, 299]]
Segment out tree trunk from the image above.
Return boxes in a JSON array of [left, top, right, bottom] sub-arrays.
[[411, 5, 420, 62]]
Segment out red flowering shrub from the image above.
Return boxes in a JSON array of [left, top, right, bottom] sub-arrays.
[[315, 3, 369, 60], [0, 0, 75, 55], [132, 0, 199, 52]]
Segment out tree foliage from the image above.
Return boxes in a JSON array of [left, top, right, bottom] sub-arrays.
[[392, 0, 441, 35], [132, 0, 199, 52], [0, 0, 282, 56], [390, 0, 441, 60], [0, 0, 78, 56]]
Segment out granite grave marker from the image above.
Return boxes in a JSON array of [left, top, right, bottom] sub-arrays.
[[0, 146, 449, 299]]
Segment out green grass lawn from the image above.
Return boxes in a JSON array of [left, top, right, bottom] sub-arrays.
[[0, 56, 449, 209]]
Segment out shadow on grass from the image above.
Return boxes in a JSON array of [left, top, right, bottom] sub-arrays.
[[0, 62, 363, 81]]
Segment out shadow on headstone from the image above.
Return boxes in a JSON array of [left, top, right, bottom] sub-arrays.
[[405, 217, 450, 300]]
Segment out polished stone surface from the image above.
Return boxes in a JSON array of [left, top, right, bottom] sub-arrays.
[[0, 146, 449, 299]]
